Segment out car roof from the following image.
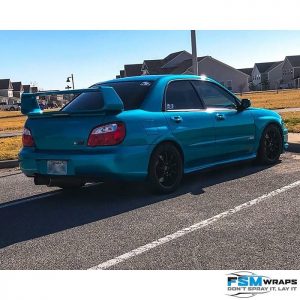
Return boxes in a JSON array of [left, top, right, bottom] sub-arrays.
[[93, 74, 218, 85]]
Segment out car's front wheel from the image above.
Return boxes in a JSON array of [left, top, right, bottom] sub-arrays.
[[148, 143, 183, 194], [257, 124, 283, 164]]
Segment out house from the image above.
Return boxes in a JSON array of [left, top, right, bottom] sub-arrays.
[[117, 51, 249, 92], [124, 64, 142, 77], [23, 84, 31, 93], [141, 59, 166, 75], [170, 56, 250, 93], [238, 68, 253, 77], [31, 87, 38, 93], [141, 50, 192, 75], [282, 55, 300, 88], [268, 61, 284, 90], [238, 68, 253, 88], [12, 82, 23, 98], [251, 61, 283, 90], [0, 79, 13, 100]]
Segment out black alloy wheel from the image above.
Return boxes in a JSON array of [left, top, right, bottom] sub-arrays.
[[258, 124, 283, 164], [148, 143, 183, 194]]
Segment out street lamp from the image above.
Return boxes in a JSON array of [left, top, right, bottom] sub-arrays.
[[66, 74, 75, 89]]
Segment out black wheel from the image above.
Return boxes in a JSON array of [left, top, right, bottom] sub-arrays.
[[9, 107, 15, 111], [148, 143, 183, 194], [257, 124, 283, 164]]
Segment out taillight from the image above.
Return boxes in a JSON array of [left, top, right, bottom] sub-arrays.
[[87, 122, 126, 146], [22, 127, 35, 147]]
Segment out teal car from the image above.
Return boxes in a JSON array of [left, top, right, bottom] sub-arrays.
[[19, 75, 288, 193]]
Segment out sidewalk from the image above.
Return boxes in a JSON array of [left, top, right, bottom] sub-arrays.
[[287, 133, 300, 153], [275, 108, 300, 113], [0, 131, 22, 138], [288, 133, 300, 143]]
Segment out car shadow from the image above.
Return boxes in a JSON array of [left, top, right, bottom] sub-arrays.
[[0, 161, 274, 248]]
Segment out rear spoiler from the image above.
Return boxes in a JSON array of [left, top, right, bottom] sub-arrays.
[[21, 86, 124, 115]]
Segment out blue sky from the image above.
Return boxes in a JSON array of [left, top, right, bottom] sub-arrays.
[[0, 30, 299, 90]]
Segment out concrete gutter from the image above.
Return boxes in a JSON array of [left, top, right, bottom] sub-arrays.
[[0, 132, 22, 138], [0, 160, 19, 169], [275, 108, 300, 113], [288, 133, 300, 154], [288, 133, 300, 143]]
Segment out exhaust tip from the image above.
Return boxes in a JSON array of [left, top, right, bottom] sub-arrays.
[[34, 176, 50, 186]]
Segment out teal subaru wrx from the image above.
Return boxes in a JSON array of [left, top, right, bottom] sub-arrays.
[[19, 75, 288, 193]]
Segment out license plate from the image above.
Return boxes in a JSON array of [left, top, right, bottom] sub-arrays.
[[47, 160, 67, 175]]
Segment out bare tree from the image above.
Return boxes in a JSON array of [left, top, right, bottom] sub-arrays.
[[238, 82, 247, 96]]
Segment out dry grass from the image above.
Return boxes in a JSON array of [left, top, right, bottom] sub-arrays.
[[0, 116, 26, 132], [279, 111, 300, 133], [237, 89, 300, 109], [0, 136, 22, 160], [0, 111, 22, 118]]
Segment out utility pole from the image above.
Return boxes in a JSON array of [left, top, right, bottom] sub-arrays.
[[191, 30, 198, 75]]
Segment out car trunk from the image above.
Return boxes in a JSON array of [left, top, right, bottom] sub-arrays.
[[26, 112, 111, 151]]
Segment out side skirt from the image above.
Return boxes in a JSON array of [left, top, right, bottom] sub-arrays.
[[184, 153, 257, 174]]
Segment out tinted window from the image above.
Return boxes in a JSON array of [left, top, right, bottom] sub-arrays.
[[62, 92, 103, 112], [192, 81, 238, 109], [62, 81, 153, 112], [103, 81, 152, 110], [165, 81, 203, 110]]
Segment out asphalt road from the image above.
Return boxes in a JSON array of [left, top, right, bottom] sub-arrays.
[[0, 149, 300, 270]]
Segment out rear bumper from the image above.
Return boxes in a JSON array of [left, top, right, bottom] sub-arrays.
[[19, 145, 153, 181]]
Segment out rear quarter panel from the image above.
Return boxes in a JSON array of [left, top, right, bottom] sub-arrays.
[[116, 109, 176, 146]]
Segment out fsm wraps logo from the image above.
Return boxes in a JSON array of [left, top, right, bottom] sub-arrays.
[[226, 271, 298, 298]]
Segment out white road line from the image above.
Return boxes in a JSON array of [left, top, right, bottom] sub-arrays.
[[89, 180, 300, 270], [0, 191, 61, 208]]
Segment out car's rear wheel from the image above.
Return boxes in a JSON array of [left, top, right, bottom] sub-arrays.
[[148, 143, 183, 194], [257, 124, 283, 164], [9, 107, 15, 111]]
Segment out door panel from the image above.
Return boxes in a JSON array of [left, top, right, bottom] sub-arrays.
[[192, 80, 255, 160], [165, 111, 215, 168], [164, 80, 216, 168], [211, 108, 255, 160]]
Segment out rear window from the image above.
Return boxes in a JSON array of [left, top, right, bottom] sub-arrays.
[[62, 81, 153, 112], [62, 92, 103, 112]]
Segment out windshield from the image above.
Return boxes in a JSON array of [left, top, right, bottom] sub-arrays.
[[62, 80, 153, 112]]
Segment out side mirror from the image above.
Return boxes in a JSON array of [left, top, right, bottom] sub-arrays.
[[239, 98, 251, 110]]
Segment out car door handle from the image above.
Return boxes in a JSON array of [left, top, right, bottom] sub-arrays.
[[170, 116, 183, 123], [216, 113, 225, 121]]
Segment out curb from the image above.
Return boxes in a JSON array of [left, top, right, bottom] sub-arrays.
[[0, 160, 19, 169], [0, 133, 22, 138]]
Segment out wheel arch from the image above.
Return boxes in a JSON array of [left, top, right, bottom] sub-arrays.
[[257, 121, 284, 154], [148, 140, 184, 170], [260, 121, 283, 140]]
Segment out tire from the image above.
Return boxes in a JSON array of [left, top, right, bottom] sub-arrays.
[[257, 124, 283, 165], [9, 107, 15, 111], [148, 143, 183, 194]]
